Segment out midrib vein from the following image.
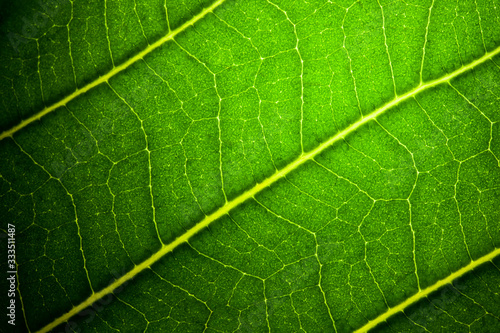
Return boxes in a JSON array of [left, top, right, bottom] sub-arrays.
[[0, 0, 228, 142], [354, 247, 500, 333], [36, 45, 500, 333]]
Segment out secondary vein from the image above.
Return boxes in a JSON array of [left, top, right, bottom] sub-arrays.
[[0, 0, 228, 142], [354, 247, 500, 333]]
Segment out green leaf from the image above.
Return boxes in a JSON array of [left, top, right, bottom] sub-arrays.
[[1, 0, 500, 332]]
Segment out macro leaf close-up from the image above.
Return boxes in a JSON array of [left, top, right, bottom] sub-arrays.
[[1, 0, 500, 332]]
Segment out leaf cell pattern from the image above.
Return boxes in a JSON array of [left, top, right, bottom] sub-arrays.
[[0, 0, 500, 332]]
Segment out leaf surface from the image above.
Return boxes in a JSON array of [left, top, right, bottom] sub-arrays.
[[1, 0, 500, 332]]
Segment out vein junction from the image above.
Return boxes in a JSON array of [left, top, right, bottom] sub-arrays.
[[37, 44, 500, 333]]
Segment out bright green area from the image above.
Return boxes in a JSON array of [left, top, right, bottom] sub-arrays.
[[0, 0, 500, 332]]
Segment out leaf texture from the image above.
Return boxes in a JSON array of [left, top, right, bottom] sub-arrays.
[[1, 0, 500, 332]]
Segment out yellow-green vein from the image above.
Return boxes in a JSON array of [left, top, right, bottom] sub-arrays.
[[354, 247, 500, 333], [0, 0, 228, 142]]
